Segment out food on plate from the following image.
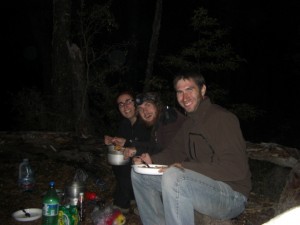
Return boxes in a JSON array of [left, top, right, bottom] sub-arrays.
[[132, 164, 168, 175], [138, 165, 167, 169]]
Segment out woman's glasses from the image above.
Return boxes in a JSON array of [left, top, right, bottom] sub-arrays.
[[118, 99, 134, 108]]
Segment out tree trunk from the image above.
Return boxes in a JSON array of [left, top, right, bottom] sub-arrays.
[[67, 41, 92, 136], [144, 0, 163, 92], [52, 0, 73, 131]]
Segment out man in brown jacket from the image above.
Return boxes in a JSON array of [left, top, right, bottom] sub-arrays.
[[131, 72, 251, 225]]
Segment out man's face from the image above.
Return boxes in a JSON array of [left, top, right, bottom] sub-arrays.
[[137, 101, 158, 126], [175, 78, 206, 113], [117, 94, 136, 120]]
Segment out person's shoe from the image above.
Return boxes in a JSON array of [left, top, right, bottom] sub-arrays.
[[113, 205, 130, 214], [133, 207, 139, 216]]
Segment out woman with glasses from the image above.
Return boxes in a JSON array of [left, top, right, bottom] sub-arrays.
[[104, 91, 151, 214]]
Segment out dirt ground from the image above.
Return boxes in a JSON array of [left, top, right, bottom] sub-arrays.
[[0, 133, 277, 225]]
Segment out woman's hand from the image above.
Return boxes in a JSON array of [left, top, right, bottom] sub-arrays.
[[111, 137, 126, 147], [104, 135, 113, 145], [104, 136, 126, 147], [123, 147, 137, 159]]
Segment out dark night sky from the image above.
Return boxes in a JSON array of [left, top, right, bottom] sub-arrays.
[[2, 0, 300, 148]]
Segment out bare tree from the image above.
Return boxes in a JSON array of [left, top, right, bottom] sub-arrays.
[[144, 0, 163, 92], [51, 0, 117, 135], [52, 0, 73, 131]]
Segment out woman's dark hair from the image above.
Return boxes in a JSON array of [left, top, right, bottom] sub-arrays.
[[173, 71, 206, 90], [116, 90, 135, 102]]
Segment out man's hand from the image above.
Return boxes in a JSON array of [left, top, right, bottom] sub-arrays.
[[133, 153, 152, 165], [171, 163, 184, 171], [158, 163, 184, 173]]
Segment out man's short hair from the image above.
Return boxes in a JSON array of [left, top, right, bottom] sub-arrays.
[[173, 71, 206, 90]]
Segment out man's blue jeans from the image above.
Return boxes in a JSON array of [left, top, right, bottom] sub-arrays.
[[131, 167, 247, 225]]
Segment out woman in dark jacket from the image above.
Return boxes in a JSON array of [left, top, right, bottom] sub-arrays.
[[104, 91, 151, 213]]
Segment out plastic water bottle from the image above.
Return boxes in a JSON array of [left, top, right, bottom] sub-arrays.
[[18, 158, 35, 191], [42, 181, 59, 225]]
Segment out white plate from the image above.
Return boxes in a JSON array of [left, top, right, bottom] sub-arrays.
[[132, 164, 168, 175], [12, 208, 42, 222]]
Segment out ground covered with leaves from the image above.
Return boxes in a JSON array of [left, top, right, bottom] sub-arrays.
[[0, 133, 279, 225]]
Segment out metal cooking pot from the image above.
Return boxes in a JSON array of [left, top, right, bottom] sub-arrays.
[[107, 145, 129, 166], [107, 144, 115, 152], [64, 181, 85, 205]]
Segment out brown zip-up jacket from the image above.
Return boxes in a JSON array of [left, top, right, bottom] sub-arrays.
[[152, 97, 252, 197]]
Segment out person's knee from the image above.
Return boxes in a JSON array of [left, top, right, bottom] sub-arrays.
[[161, 167, 182, 189]]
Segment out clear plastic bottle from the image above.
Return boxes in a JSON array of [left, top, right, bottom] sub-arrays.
[[18, 158, 35, 191], [42, 181, 59, 225]]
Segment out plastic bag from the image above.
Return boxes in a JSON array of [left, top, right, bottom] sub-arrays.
[[91, 206, 126, 225]]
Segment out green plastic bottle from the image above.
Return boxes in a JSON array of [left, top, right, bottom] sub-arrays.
[[42, 181, 59, 225]]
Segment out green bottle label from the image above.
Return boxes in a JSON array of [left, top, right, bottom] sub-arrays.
[[43, 203, 59, 216], [58, 205, 79, 225]]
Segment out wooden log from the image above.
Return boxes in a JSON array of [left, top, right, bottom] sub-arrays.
[[246, 142, 300, 168], [275, 162, 300, 215]]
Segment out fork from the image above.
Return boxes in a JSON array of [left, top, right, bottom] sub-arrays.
[[22, 209, 31, 217], [135, 156, 150, 168], [141, 159, 150, 168]]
